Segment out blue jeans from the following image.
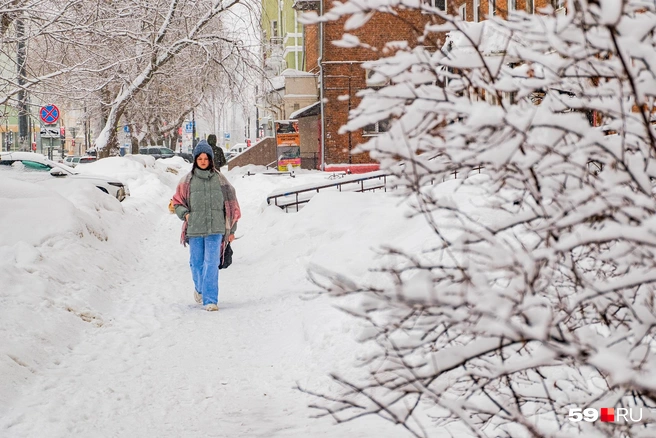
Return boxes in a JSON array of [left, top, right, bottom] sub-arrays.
[[188, 234, 223, 305]]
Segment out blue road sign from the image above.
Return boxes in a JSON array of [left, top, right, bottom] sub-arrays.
[[39, 105, 60, 125]]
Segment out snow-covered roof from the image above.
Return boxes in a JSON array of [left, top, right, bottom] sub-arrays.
[[289, 101, 320, 119], [280, 68, 316, 77], [266, 76, 285, 92]]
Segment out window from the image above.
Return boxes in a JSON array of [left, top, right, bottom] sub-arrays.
[[474, 0, 480, 21], [526, 0, 534, 13], [428, 0, 446, 11], [553, 0, 565, 15], [363, 119, 391, 136], [509, 0, 515, 12], [459, 4, 466, 20], [488, 0, 496, 16], [365, 69, 389, 88], [271, 20, 278, 38], [293, 103, 300, 111], [161, 148, 175, 154]]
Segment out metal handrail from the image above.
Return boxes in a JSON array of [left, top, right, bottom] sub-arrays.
[[267, 173, 388, 212], [265, 165, 484, 212]]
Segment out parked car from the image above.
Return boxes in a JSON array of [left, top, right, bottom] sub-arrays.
[[139, 146, 195, 163], [64, 155, 97, 168], [139, 146, 175, 159], [176, 152, 194, 163], [230, 143, 247, 154], [0, 152, 129, 201]]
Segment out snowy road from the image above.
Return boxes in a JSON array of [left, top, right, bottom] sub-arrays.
[[1, 166, 405, 437]]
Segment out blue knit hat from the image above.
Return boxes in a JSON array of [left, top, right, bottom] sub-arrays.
[[193, 140, 214, 161]]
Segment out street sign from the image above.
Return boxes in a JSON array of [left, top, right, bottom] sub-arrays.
[[40, 127, 59, 138], [123, 125, 130, 133], [185, 122, 194, 133], [39, 105, 60, 124], [224, 132, 230, 140]]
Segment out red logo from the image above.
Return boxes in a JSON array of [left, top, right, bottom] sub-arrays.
[[601, 408, 614, 422]]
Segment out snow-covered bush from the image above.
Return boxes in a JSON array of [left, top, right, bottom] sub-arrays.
[[307, 2, 656, 436]]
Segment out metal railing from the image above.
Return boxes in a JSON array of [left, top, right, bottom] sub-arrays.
[[265, 165, 485, 212], [266, 172, 389, 212]]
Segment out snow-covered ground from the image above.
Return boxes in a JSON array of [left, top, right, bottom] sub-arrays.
[[0, 156, 461, 437]]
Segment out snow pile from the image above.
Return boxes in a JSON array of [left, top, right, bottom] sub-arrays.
[[0, 157, 178, 415], [0, 160, 458, 436]]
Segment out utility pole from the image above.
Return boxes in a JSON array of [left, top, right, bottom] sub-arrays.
[[83, 105, 89, 152], [192, 109, 196, 147], [17, 17, 27, 150]]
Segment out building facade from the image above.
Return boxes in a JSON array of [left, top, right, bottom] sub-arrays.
[[274, 0, 564, 169]]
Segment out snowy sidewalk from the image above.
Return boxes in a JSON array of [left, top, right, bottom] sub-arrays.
[[1, 205, 401, 437]]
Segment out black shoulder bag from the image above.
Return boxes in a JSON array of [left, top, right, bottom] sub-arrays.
[[219, 243, 233, 269]]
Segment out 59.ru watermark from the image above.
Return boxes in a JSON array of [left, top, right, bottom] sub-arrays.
[[568, 407, 643, 423]]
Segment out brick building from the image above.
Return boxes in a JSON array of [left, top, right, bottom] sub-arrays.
[[291, 0, 563, 169]]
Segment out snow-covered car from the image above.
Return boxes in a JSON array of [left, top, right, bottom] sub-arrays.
[[63, 155, 97, 167], [0, 152, 129, 201], [230, 143, 247, 154]]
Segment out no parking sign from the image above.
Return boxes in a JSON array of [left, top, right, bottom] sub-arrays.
[[39, 104, 60, 125]]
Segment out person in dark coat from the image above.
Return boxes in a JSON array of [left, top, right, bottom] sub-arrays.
[[207, 134, 227, 170]]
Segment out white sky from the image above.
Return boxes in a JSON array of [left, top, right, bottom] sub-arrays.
[[0, 155, 482, 437]]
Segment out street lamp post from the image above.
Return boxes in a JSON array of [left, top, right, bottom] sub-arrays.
[[192, 109, 197, 147]]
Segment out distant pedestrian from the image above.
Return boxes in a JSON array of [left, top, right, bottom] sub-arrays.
[[171, 140, 241, 311], [207, 134, 227, 170]]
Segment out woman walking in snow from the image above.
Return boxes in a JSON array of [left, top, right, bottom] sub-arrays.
[[172, 140, 241, 311]]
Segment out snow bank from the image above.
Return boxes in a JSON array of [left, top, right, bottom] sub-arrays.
[[0, 157, 181, 415]]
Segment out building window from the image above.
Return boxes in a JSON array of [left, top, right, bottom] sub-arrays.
[[428, 0, 446, 11], [509, 0, 515, 12], [459, 4, 466, 20], [526, 0, 534, 14], [553, 0, 566, 15], [488, 0, 496, 16], [474, 0, 480, 21], [271, 20, 278, 38], [293, 103, 300, 111], [363, 120, 390, 136], [365, 69, 389, 88]]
